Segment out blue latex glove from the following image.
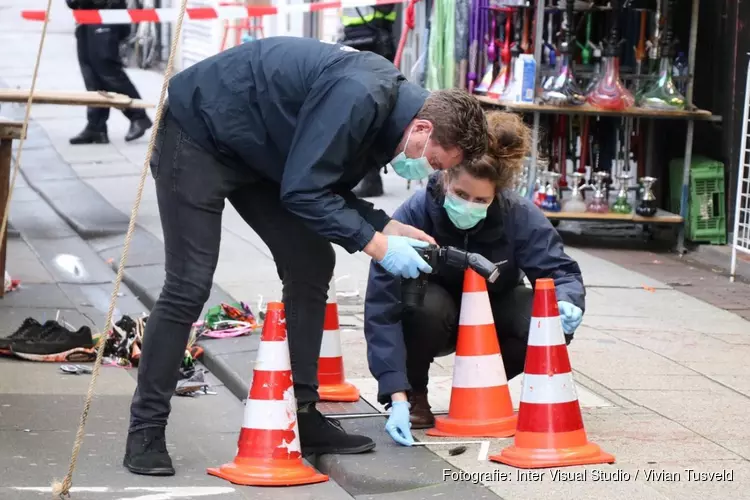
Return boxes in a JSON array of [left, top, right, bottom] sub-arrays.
[[558, 301, 583, 342], [385, 401, 414, 446], [377, 236, 433, 279]]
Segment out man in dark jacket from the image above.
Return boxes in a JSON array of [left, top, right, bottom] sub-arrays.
[[363, 172, 585, 445], [66, 0, 153, 144], [339, 3, 399, 198], [124, 36, 488, 476]]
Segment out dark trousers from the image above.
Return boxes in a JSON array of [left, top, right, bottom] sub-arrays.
[[75, 25, 147, 131], [129, 110, 335, 432], [402, 283, 533, 392]]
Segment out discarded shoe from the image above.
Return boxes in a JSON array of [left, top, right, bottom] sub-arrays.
[[298, 403, 376, 455], [0, 318, 45, 355], [10, 322, 95, 362], [123, 427, 175, 476]]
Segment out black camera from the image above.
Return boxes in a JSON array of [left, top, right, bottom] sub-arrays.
[[402, 245, 502, 308]]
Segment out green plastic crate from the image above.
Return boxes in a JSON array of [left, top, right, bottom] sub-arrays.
[[669, 156, 726, 244]]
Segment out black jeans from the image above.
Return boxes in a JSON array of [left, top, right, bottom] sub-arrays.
[[75, 25, 147, 131], [129, 110, 336, 432], [402, 283, 533, 392]]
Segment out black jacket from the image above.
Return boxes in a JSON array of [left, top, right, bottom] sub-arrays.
[[166, 37, 428, 253], [364, 172, 586, 404]]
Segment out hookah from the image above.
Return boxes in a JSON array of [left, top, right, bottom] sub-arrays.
[[636, 176, 658, 216], [638, 0, 686, 110], [540, 0, 585, 106], [576, 12, 593, 66], [561, 172, 588, 213], [611, 173, 633, 214], [532, 159, 549, 208], [542, 10, 557, 87], [586, 0, 635, 111], [542, 171, 562, 212], [586, 171, 610, 213]]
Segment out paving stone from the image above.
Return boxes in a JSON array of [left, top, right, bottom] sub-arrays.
[[17, 147, 77, 183], [0, 283, 72, 310], [58, 283, 148, 325], [90, 226, 164, 267], [355, 482, 498, 500], [312, 417, 494, 497], [31, 178, 129, 237], [8, 198, 77, 239], [4, 239, 56, 284], [26, 236, 117, 284]]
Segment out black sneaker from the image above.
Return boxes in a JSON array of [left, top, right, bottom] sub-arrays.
[[123, 427, 175, 476], [0, 318, 44, 353], [298, 403, 376, 455], [10, 323, 95, 362]]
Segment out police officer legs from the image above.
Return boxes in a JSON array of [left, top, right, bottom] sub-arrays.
[[70, 24, 153, 145], [341, 4, 397, 199]]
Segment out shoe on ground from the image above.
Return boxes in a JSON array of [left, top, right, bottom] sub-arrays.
[[70, 128, 109, 145], [123, 427, 175, 476], [0, 317, 45, 355], [298, 403, 375, 455], [10, 322, 95, 362], [125, 117, 153, 142], [409, 390, 435, 429]]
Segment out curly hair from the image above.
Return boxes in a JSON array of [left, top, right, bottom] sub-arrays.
[[443, 110, 531, 192]]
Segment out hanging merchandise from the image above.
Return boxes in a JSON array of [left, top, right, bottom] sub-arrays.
[[455, 0, 472, 88], [475, 9, 498, 93], [488, 9, 512, 98], [426, 0, 457, 90], [586, 0, 635, 111], [561, 172, 588, 212], [466, 0, 483, 92], [638, 0, 686, 110], [636, 176, 659, 216], [540, 0, 585, 106], [611, 174, 633, 214]]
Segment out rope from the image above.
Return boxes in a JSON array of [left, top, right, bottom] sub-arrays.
[[48, 0, 191, 497]]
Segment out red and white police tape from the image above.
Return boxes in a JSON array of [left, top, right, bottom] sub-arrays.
[[22, 0, 407, 24]]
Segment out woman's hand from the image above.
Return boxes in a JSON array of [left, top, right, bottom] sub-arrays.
[[383, 220, 437, 246]]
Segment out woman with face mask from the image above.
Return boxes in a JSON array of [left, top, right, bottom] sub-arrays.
[[363, 111, 586, 447]]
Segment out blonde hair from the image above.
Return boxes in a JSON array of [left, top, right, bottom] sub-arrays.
[[443, 110, 531, 192]]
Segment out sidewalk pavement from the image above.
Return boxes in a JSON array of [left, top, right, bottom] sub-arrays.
[[4, 2, 750, 498]]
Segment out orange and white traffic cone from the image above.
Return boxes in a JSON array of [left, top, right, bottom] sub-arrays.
[[426, 268, 517, 438], [317, 278, 360, 402], [207, 302, 329, 486], [490, 278, 615, 469]]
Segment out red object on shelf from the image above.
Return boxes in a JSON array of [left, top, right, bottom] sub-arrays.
[[586, 56, 634, 111]]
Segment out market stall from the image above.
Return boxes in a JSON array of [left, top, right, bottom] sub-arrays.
[[398, 0, 724, 251]]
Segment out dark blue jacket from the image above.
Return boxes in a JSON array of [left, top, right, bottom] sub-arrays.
[[364, 172, 585, 404], [166, 36, 428, 253]]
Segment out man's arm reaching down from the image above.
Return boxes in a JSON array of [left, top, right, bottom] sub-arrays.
[[279, 76, 397, 254]]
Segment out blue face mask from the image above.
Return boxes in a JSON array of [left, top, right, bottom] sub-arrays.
[[389, 127, 433, 180], [443, 191, 490, 230]]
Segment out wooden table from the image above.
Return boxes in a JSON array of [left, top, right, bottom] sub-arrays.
[[0, 117, 25, 298]]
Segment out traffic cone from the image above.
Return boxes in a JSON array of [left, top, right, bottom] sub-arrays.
[[207, 302, 329, 486], [317, 278, 360, 402], [490, 278, 615, 469], [426, 269, 517, 438]]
